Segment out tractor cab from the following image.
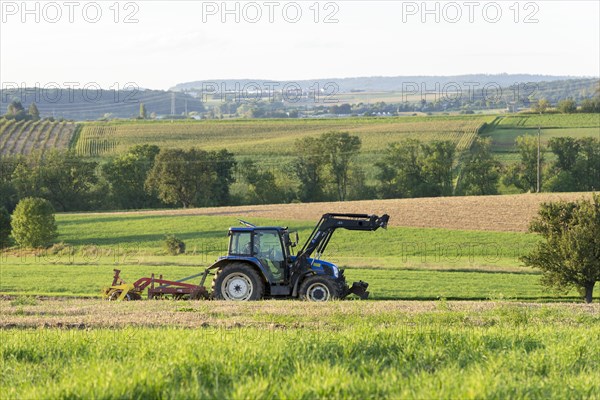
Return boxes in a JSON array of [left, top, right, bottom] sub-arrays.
[[228, 227, 294, 283]]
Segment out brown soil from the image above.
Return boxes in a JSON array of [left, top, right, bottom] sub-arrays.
[[71, 192, 596, 232], [2, 298, 597, 329]]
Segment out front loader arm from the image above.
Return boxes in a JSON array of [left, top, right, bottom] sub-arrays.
[[289, 214, 389, 288], [297, 213, 389, 260]]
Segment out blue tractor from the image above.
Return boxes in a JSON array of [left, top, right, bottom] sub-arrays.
[[201, 213, 390, 301]]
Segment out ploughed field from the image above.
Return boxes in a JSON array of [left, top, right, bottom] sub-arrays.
[[78, 192, 596, 232]]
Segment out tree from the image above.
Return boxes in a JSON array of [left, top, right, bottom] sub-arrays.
[[240, 160, 283, 204], [322, 132, 361, 201], [5, 100, 27, 121], [375, 140, 456, 199], [139, 103, 147, 119], [545, 137, 600, 193], [580, 98, 600, 113], [0, 156, 21, 212], [533, 99, 550, 113], [522, 195, 600, 303], [549, 137, 580, 171], [145, 148, 235, 208], [458, 138, 501, 195], [0, 206, 11, 246], [102, 145, 161, 209], [294, 137, 327, 202], [573, 137, 600, 191], [503, 135, 544, 193], [11, 197, 58, 248], [28, 103, 40, 120], [207, 149, 236, 206], [376, 140, 424, 198], [421, 141, 455, 197], [557, 99, 576, 114]]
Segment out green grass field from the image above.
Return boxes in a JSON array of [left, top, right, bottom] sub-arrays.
[[483, 114, 600, 155], [1, 213, 594, 301], [2, 113, 599, 398], [2, 300, 599, 399]]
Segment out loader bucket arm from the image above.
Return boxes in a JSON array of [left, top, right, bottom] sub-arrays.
[[297, 213, 389, 261], [289, 214, 389, 289]]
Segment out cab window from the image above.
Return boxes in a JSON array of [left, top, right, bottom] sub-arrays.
[[229, 232, 252, 255]]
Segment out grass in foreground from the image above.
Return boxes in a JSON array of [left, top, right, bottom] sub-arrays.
[[1, 300, 599, 399]]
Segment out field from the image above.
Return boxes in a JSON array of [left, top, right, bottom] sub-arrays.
[[2, 196, 600, 398], [2, 300, 599, 398], [74, 115, 490, 158], [1, 114, 599, 397], [0, 119, 79, 156], [482, 114, 600, 163], [80, 192, 595, 232]]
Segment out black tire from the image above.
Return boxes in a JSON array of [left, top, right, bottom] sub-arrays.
[[212, 263, 265, 301], [299, 275, 342, 301]]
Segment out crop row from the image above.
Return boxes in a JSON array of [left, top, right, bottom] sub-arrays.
[[75, 125, 117, 156], [0, 120, 77, 156], [497, 114, 600, 128], [75, 116, 492, 157]]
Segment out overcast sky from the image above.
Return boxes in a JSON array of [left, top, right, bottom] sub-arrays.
[[1, 1, 598, 90]]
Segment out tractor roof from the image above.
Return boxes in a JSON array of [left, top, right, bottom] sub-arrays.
[[229, 226, 287, 232]]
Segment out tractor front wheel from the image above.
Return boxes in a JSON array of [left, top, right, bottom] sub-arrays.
[[299, 275, 341, 301], [212, 263, 264, 301]]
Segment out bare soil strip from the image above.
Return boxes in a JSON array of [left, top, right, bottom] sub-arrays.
[[68, 193, 595, 232], [2, 298, 597, 329]]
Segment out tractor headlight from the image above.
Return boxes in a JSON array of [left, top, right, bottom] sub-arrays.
[[332, 265, 339, 278]]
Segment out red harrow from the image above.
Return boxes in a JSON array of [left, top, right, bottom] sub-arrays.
[[102, 269, 212, 300]]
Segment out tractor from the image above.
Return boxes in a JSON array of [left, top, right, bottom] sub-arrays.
[[103, 213, 389, 301]]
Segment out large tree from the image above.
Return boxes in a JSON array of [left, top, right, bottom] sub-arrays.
[[457, 138, 501, 195], [294, 136, 327, 202], [522, 195, 600, 303], [12, 151, 99, 211], [322, 131, 361, 201], [102, 145, 161, 209], [421, 140, 455, 197], [240, 160, 283, 204], [544, 137, 599, 192], [503, 135, 544, 193], [145, 148, 235, 208], [376, 139, 426, 198]]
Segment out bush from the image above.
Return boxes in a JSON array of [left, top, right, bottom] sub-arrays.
[[164, 234, 185, 255], [0, 206, 11, 247], [11, 197, 58, 248]]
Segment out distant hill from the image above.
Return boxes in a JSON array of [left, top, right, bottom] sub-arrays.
[[171, 74, 590, 92], [0, 89, 204, 121], [1, 75, 596, 121]]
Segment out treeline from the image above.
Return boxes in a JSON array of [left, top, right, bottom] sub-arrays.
[[0, 133, 598, 213]]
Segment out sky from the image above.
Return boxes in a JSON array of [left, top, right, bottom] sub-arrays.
[[1, 0, 599, 90]]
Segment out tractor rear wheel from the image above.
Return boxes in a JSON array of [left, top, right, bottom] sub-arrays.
[[299, 275, 342, 301], [212, 263, 264, 301]]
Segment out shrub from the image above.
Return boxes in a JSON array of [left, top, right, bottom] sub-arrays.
[[11, 197, 58, 248], [164, 234, 185, 255], [0, 206, 11, 247]]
